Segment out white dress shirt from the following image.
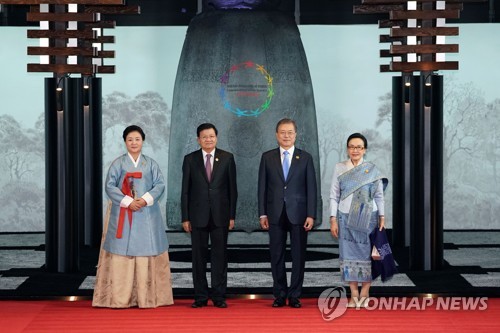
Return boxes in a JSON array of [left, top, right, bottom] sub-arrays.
[[202, 148, 216, 170], [279, 146, 295, 167]]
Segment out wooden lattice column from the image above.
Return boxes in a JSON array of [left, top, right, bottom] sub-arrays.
[[0, 0, 140, 273], [354, 0, 485, 270]]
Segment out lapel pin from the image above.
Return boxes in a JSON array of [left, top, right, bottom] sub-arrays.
[[365, 169, 369, 173], [295, 156, 300, 159], [215, 158, 219, 162]]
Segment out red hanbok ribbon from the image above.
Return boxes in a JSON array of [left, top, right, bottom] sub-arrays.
[[116, 172, 142, 239]]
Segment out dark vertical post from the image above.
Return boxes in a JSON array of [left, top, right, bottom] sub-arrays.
[[409, 76, 425, 270], [66, 77, 84, 270], [392, 76, 412, 248], [45, 77, 84, 273], [409, 75, 443, 270], [83, 77, 102, 247], [45, 77, 58, 272], [429, 75, 444, 270]]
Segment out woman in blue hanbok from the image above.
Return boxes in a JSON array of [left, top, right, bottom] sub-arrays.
[[329, 133, 388, 308], [93, 125, 173, 308]]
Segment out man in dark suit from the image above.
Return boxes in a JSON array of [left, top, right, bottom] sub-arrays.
[[258, 118, 317, 308], [181, 123, 238, 308]]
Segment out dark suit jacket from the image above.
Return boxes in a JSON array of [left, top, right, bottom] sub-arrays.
[[181, 148, 237, 227], [258, 147, 317, 225]]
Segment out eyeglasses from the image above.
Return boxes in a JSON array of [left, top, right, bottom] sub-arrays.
[[347, 146, 365, 151], [278, 131, 296, 137]]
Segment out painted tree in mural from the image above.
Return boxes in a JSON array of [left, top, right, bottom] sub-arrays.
[[369, 91, 394, 180], [318, 115, 350, 183], [101, 91, 171, 165], [0, 115, 45, 230], [0, 181, 45, 230], [483, 99, 500, 187], [316, 115, 350, 226], [442, 78, 500, 228], [375, 92, 392, 128], [443, 78, 486, 184], [363, 129, 392, 171], [0, 115, 43, 181]]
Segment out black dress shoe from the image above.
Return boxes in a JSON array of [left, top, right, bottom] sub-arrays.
[[213, 300, 228, 308], [288, 297, 302, 308], [191, 300, 208, 308], [272, 297, 286, 307]]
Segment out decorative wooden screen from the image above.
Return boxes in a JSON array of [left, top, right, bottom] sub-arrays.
[[0, 0, 140, 75], [353, 0, 486, 73]]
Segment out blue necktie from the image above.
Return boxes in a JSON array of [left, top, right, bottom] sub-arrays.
[[283, 151, 290, 180]]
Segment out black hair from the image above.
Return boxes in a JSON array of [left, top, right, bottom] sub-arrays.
[[123, 125, 145, 141], [197, 123, 218, 137], [275, 118, 297, 132], [347, 132, 368, 149]]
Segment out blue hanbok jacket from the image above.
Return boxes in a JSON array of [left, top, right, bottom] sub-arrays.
[[103, 154, 168, 257]]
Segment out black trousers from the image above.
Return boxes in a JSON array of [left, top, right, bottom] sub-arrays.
[[268, 206, 308, 299], [191, 215, 229, 302]]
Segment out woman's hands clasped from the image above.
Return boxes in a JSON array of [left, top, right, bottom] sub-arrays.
[[128, 198, 146, 211]]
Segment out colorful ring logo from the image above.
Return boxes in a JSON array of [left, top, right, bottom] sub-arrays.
[[219, 61, 274, 117]]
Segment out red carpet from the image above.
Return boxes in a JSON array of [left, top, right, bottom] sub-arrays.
[[1, 298, 499, 332]]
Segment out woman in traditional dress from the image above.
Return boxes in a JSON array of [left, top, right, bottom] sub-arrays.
[[329, 133, 388, 308], [93, 125, 173, 308]]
